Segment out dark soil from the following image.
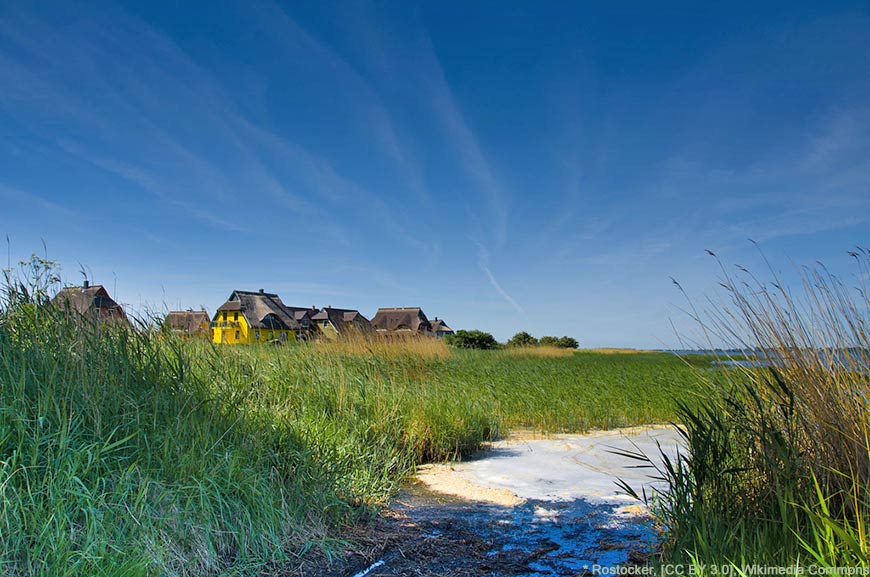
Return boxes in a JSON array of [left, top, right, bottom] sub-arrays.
[[273, 481, 656, 577]]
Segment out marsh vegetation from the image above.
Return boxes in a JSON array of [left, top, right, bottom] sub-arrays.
[[0, 258, 710, 576], [623, 249, 870, 569], [3, 250, 867, 575]]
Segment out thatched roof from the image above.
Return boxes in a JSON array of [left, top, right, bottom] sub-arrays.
[[52, 283, 127, 321], [370, 307, 431, 333], [430, 318, 454, 334], [311, 307, 371, 333], [165, 310, 210, 335], [215, 290, 301, 331], [285, 306, 319, 322]]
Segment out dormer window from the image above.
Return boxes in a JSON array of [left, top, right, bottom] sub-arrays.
[[261, 314, 282, 329]]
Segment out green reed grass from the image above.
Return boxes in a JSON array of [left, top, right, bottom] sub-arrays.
[[0, 257, 705, 576], [622, 248, 870, 569]]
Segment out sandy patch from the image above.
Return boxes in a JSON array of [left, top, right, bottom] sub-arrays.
[[436, 425, 683, 504], [415, 463, 524, 506]]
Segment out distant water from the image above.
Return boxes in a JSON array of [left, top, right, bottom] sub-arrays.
[[712, 359, 774, 368], [660, 349, 747, 355], [664, 349, 869, 372]]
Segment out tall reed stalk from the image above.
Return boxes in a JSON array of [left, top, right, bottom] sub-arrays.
[[626, 248, 870, 567]]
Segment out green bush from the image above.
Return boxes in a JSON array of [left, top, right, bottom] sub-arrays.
[[444, 329, 499, 349], [538, 335, 578, 348], [507, 331, 538, 347]]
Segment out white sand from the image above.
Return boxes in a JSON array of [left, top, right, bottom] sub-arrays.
[[418, 426, 683, 505]]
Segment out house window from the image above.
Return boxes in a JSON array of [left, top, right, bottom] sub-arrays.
[[234, 312, 238, 321], [254, 330, 260, 340], [235, 330, 240, 340], [223, 312, 227, 321]]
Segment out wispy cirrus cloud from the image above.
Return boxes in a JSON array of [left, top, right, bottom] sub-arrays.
[[230, 116, 433, 253], [54, 139, 245, 233], [474, 241, 524, 314], [1, 6, 269, 231], [415, 31, 510, 248], [250, 1, 432, 209], [0, 1, 437, 253], [653, 105, 870, 247], [0, 182, 79, 218]]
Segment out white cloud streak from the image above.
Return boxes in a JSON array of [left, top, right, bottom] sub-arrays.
[[251, 1, 432, 208], [475, 241, 524, 314], [55, 140, 245, 233], [416, 31, 509, 247], [0, 2, 438, 253], [0, 182, 79, 218], [655, 105, 870, 247]]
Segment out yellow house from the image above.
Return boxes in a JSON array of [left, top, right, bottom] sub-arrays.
[[212, 289, 302, 344]]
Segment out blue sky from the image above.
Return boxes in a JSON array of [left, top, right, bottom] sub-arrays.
[[1, 1, 869, 347]]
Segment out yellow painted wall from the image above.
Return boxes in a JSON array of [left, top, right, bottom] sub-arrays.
[[318, 320, 339, 340], [212, 310, 295, 344], [212, 310, 248, 344]]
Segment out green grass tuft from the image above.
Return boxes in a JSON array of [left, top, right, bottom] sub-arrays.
[[626, 248, 870, 569]]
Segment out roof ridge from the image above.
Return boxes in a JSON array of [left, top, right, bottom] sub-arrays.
[[234, 289, 279, 297], [59, 284, 105, 291]]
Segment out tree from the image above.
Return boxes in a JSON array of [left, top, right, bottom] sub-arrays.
[[539, 335, 578, 348], [507, 331, 538, 347], [446, 329, 498, 350]]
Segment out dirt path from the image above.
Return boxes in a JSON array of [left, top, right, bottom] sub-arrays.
[[281, 427, 682, 577]]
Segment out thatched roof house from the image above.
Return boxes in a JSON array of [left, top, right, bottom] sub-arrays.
[[213, 289, 301, 344], [216, 290, 301, 331], [52, 281, 127, 323], [370, 307, 432, 335], [284, 306, 319, 334], [430, 317, 454, 339], [164, 310, 210, 338]]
